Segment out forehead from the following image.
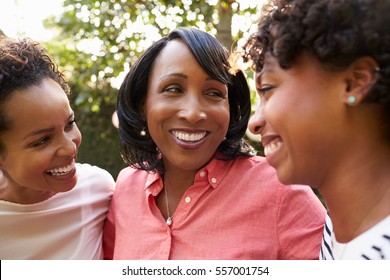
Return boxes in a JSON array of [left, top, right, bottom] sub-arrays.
[[158, 39, 192, 59], [151, 39, 198, 74], [255, 54, 278, 81], [3, 79, 71, 129], [257, 52, 329, 78]]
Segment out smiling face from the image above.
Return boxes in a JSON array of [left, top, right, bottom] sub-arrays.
[[144, 39, 230, 173], [248, 52, 350, 186], [0, 78, 82, 194]]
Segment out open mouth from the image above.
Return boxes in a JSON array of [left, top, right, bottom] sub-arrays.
[[263, 140, 282, 157], [46, 161, 76, 176], [172, 130, 207, 142]]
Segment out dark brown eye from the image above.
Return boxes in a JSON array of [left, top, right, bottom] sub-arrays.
[[165, 85, 182, 93]]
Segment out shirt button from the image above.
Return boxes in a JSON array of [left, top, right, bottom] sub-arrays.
[[185, 196, 191, 203], [200, 171, 206, 177], [211, 177, 217, 184]]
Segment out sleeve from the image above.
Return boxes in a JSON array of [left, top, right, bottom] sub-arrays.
[[103, 196, 116, 260], [102, 168, 129, 260], [277, 185, 327, 259], [93, 165, 115, 259], [77, 163, 115, 195]]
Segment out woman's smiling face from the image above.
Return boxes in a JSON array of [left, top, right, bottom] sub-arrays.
[[0, 78, 82, 193], [144, 39, 230, 173], [248, 52, 349, 186]]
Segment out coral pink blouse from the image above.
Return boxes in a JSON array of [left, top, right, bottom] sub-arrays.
[[103, 156, 325, 259]]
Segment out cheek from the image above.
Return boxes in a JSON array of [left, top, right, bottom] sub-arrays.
[[222, 110, 230, 132], [144, 94, 168, 119], [9, 152, 49, 177], [143, 104, 168, 142], [214, 103, 230, 131], [145, 106, 162, 131], [262, 98, 287, 125]]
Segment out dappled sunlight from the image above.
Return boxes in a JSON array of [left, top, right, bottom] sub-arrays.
[[0, 0, 63, 41]]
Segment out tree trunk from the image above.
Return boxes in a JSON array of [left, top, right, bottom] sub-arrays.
[[216, 1, 234, 50]]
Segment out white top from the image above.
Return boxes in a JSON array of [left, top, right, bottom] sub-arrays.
[[0, 163, 115, 260], [320, 212, 390, 260]]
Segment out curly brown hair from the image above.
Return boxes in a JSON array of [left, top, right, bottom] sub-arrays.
[[242, 0, 390, 106], [0, 37, 69, 152]]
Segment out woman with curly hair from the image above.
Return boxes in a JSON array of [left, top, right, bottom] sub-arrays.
[[103, 27, 326, 259], [0, 37, 115, 259], [243, 0, 390, 259]]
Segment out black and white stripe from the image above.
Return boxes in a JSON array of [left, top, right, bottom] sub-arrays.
[[320, 212, 334, 260], [320, 212, 390, 260]]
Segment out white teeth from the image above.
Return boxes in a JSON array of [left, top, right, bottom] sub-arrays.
[[264, 141, 282, 156], [172, 131, 207, 142], [47, 162, 75, 176]]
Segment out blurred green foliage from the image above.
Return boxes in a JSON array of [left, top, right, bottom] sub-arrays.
[[44, 0, 263, 178]]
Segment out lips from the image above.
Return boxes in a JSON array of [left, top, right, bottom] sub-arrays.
[[46, 161, 76, 176]]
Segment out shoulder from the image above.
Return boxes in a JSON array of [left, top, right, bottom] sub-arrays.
[[239, 156, 320, 193], [231, 155, 286, 184], [115, 166, 150, 190], [116, 166, 147, 181], [76, 163, 114, 181], [354, 214, 390, 259], [220, 155, 285, 199], [76, 163, 115, 192], [231, 155, 272, 170], [234, 156, 324, 210]]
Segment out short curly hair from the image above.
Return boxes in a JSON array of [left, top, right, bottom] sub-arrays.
[[0, 37, 69, 153], [242, 0, 390, 107], [117, 27, 255, 173]]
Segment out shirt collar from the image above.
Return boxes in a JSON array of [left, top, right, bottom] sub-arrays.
[[144, 172, 162, 196], [144, 155, 234, 195], [197, 155, 233, 189]]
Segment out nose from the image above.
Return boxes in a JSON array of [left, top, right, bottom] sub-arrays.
[[248, 102, 265, 136], [177, 94, 207, 123], [57, 129, 81, 157]]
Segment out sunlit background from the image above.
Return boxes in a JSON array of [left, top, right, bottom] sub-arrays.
[[0, 0, 63, 41], [0, 0, 264, 176], [0, 0, 263, 42], [0, 0, 264, 88]]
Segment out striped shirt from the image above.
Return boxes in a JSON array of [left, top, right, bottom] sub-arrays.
[[320, 212, 390, 260]]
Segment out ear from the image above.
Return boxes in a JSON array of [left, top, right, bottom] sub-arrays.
[[342, 57, 380, 106]]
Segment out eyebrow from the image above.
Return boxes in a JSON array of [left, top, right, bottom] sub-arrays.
[[159, 73, 220, 83], [23, 112, 74, 140], [23, 128, 55, 140], [159, 73, 188, 81]]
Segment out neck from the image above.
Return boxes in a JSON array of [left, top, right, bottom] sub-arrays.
[[321, 154, 390, 242], [163, 169, 196, 198], [155, 168, 197, 224]]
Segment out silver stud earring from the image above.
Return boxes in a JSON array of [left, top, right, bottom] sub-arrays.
[[140, 128, 147, 136], [347, 96, 357, 105]]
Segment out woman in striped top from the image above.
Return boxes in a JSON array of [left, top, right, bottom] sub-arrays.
[[242, 0, 390, 260]]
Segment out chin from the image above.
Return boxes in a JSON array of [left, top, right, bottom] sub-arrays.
[[275, 168, 297, 185], [56, 175, 79, 193]]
